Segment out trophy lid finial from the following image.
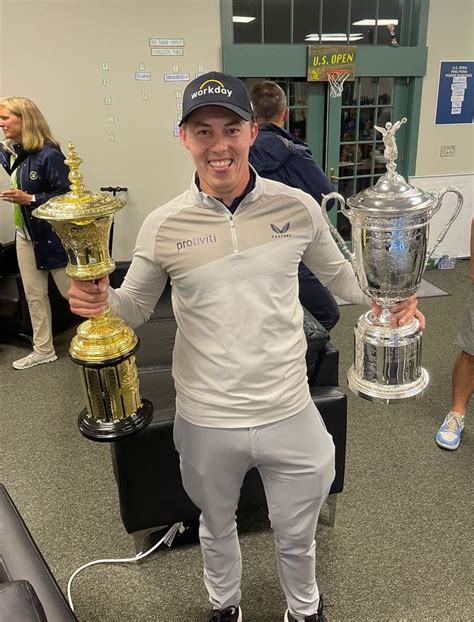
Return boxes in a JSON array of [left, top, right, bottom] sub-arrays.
[[374, 117, 407, 181], [347, 116, 445, 215], [65, 141, 85, 198], [32, 143, 125, 222]]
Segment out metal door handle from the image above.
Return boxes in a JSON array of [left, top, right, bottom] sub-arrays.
[[330, 168, 343, 182]]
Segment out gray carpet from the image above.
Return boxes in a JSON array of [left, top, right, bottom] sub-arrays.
[[0, 260, 472, 621], [335, 276, 448, 306]]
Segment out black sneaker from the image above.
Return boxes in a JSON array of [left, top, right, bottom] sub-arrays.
[[284, 595, 326, 622], [208, 606, 242, 622]]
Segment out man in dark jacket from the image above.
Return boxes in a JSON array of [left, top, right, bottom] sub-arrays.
[[249, 81, 340, 331]]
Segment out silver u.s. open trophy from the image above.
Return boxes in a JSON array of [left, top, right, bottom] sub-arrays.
[[321, 118, 463, 403]]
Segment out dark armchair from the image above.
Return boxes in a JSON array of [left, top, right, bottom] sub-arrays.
[[108, 263, 347, 544]]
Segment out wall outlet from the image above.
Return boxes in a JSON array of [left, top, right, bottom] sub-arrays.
[[440, 145, 455, 157]]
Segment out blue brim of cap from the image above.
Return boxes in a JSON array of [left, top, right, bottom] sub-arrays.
[[179, 102, 253, 126]]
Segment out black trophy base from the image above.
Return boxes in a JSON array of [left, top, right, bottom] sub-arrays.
[[78, 398, 153, 442]]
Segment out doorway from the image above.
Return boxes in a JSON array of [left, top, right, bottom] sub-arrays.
[[326, 75, 409, 237], [242, 73, 409, 236]]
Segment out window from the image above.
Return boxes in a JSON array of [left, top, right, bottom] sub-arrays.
[[351, 0, 377, 44], [264, 0, 291, 43], [233, 0, 262, 43], [322, 0, 349, 43], [294, 0, 321, 44], [232, 0, 407, 46]]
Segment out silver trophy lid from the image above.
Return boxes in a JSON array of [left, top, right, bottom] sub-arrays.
[[347, 118, 437, 215]]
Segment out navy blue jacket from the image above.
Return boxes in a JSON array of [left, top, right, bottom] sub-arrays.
[[0, 143, 70, 270], [249, 123, 334, 206], [250, 123, 340, 332]]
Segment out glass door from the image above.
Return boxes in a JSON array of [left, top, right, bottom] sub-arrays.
[[243, 77, 310, 140], [326, 76, 409, 238]]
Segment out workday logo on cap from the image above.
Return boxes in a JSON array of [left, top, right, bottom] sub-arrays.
[[179, 71, 253, 126], [191, 78, 233, 102]]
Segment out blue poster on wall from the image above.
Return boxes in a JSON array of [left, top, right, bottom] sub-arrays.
[[435, 61, 473, 125]]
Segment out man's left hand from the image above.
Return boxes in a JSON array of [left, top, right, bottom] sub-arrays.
[[371, 294, 426, 331], [0, 188, 34, 205]]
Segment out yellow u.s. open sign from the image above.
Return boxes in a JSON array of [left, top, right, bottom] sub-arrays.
[[307, 45, 356, 81]]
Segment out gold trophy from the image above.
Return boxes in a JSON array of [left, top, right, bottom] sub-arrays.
[[33, 143, 152, 441]]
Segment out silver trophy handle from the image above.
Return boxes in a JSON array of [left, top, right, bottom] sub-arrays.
[[320, 192, 356, 269], [426, 186, 464, 261]]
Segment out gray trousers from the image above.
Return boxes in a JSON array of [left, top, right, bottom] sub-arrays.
[[173, 399, 335, 618]]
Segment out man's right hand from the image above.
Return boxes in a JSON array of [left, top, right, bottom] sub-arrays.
[[68, 276, 110, 317]]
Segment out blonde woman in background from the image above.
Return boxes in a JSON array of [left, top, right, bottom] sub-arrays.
[[0, 97, 70, 369]]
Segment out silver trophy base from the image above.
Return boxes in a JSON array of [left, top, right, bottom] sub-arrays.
[[347, 365, 429, 403], [349, 311, 430, 404]]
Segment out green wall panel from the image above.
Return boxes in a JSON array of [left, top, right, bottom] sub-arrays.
[[223, 45, 427, 79]]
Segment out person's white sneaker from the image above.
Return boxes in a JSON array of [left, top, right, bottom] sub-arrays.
[[12, 350, 57, 370]]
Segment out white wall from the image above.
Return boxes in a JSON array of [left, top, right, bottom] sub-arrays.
[[0, 0, 221, 258], [416, 0, 474, 176]]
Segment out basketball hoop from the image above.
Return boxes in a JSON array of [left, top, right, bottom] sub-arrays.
[[327, 69, 352, 98]]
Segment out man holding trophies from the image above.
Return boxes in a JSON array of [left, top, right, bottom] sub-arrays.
[[68, 72, 424, 622]]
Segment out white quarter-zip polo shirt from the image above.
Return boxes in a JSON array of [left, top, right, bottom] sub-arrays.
[[109, 172, 368, 428]]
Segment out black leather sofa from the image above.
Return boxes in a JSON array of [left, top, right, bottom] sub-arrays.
[[0, 484, 77, 622], [109, 263, 347, 541]]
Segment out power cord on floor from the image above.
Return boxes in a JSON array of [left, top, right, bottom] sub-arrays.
[[67, 522, 184, 612]]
